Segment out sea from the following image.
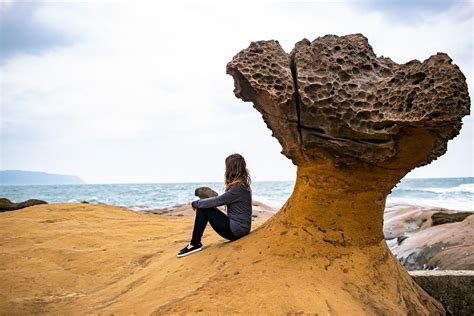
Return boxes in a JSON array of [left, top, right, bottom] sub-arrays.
[[0, 177, 472, 211]]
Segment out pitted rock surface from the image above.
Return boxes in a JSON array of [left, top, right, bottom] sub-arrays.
[[226, 40, 303, 162], [227, 34, 470, 167]]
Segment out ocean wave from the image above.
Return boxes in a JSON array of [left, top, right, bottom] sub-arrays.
[[86, 196, 100, 203], [413, 183, 474, 194], [1, 179, 472, 212], [387, 196, 473, 211]]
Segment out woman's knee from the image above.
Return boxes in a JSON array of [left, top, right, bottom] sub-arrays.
[[195, 208, 209, 217], [196, 207, 220, 214]]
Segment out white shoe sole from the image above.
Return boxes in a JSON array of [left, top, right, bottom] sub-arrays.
[[177, 247, 202, 258]]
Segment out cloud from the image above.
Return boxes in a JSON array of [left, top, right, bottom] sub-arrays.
[[0, 1, 74, 61], [0, 1, 472, 183], [351, 0, 472, 24]]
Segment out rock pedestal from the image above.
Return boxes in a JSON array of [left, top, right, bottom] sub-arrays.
[[223, 34, 470, 314]]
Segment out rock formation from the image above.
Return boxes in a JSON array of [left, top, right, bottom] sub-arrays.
[[396, 215, 473, 271], [0, 198, 47, 212], [225, 34, 470, 314], [431, 211, 473, 226], [194, 186, 218, 199], [410, 270, 474, 315], [384, 206, 473, 271]]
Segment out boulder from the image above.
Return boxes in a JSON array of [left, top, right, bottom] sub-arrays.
[[410, 271, 474, 315], [0, 198, 47, 212], [194, 187, 218, 199], [431, 212, 473, 226]]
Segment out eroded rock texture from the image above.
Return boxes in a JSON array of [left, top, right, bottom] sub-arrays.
[[226, 34, 470, 315], [227, 34, 470, 168], [227, 40, 302, 161]]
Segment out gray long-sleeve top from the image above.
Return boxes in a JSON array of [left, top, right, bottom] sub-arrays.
[[191, 183, 252, 238]]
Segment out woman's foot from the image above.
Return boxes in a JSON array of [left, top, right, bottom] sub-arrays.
[[177, 242, 203, 258]]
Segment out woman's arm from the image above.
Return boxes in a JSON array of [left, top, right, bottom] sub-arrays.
[[191, 184, 240, 209]]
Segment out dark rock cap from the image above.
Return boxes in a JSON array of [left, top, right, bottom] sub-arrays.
[[227, 34, 470, 169]]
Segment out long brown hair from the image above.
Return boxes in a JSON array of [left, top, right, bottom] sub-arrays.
[[224, 153, 251, 191]]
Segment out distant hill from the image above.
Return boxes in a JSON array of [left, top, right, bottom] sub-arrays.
[[0, 170, 85, 185]]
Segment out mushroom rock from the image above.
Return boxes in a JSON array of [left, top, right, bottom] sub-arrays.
[[225, 34, 470, 314]]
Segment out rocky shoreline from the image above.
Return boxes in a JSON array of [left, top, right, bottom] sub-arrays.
[[2, 192, 472, 273], [0, 202, 471, 314], [384, 204, 473, 271], [145, 201, 473, 271], [142, 199, 277, 221]]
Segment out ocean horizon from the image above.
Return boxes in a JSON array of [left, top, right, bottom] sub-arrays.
[[1, 177, 472, 211]]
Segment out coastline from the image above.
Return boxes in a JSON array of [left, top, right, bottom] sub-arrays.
[[146, 201, 474, 271], [1, 177, 473, 212], [141, 199, 277, 221], [0, 202, 472, 314]]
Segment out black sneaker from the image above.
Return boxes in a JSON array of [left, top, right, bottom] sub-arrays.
[[177, 242, 203, 258]]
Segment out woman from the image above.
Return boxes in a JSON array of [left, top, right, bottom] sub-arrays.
[[177, 153, 252, 258]]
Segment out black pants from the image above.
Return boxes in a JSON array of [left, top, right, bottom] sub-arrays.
[[191, 207, 238, 245]]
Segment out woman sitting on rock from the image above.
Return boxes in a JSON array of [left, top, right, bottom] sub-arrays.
[[177, 153, 252, 257]]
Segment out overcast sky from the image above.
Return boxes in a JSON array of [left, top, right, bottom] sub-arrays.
[[1, 0, 473, 184]]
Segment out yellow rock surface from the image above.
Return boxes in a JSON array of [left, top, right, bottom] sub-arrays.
[[0, 203, 262, 314], [1, 191, 442, 315]]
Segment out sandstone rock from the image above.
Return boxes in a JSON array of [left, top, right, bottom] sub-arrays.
[[383, 205, 473, 271], [397, 235, 409, 245], [385, 207, 474, 271], [194, 187, 218, 199], [225, 34, 470, 315], [227, 34, 470, 168], [384, 204, 440, 239], [410, 270, 474, 316], [0, 198, 47, 212], [431, 211, 473, 226], [144, 203, 196, 216]]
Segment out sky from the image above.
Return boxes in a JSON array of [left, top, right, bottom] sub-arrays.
[[0, 0, 473, 184]]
